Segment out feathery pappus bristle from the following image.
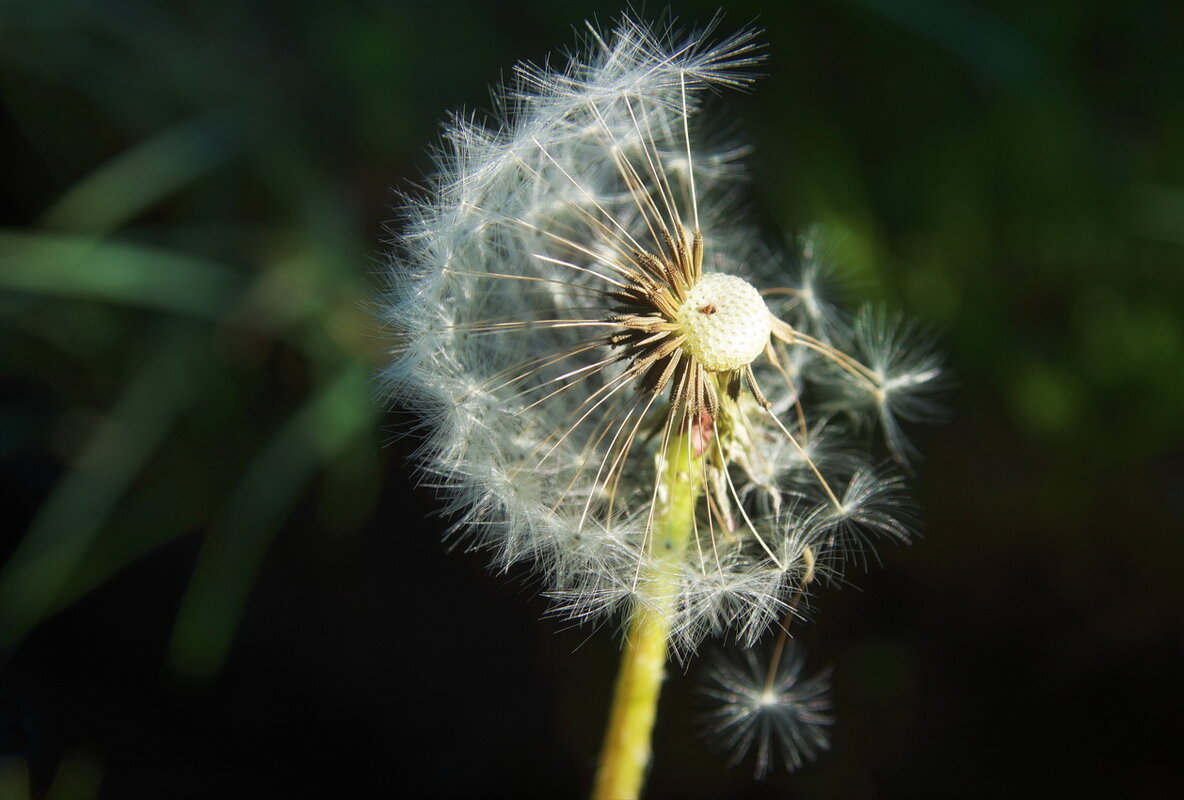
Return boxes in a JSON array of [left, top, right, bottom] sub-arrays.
[[700, 644, 834, 777]]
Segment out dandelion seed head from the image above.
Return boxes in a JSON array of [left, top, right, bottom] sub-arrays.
[[383, 12, 940, 656]]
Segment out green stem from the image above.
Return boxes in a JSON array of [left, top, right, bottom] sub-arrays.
[[593, 431, 703, 800]]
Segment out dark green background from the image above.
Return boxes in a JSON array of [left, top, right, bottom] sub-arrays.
[[2, 1, 1181, 798]]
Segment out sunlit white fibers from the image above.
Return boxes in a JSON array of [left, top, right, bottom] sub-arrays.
[[382, 14, 944, 778]]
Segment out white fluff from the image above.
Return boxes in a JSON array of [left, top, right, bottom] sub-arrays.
[[381, 13, 941, 659]]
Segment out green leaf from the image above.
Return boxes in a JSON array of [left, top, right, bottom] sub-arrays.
[[0, 231, 243, 317], [38, 114, 238, 235], [0, 327, 199, 642]]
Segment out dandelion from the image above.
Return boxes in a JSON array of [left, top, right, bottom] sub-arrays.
[[382, 12, 940, 799]]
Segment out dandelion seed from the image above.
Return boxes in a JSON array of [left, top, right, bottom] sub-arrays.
[[382, 12, 941, 799], [701, 644, 834, 777]]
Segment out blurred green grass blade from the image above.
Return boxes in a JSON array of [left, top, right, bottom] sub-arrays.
[[169, 360, 377, 678], [0, 328, 198, 642], [0, 231, 243, 316], [38, 114, 238, 234]]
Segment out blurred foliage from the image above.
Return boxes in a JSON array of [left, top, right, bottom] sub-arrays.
[[0, 0, 388, 678], [1, 0, 1182, 797]]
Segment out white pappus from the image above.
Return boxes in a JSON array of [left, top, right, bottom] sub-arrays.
[[382, 11, 941, 778]]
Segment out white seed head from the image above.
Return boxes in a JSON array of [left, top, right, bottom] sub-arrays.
[[676, 273, 771, 372], [382, 13, 941, 657]]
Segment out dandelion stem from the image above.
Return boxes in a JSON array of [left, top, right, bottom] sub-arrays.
[[594, 429, 703, 800]]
